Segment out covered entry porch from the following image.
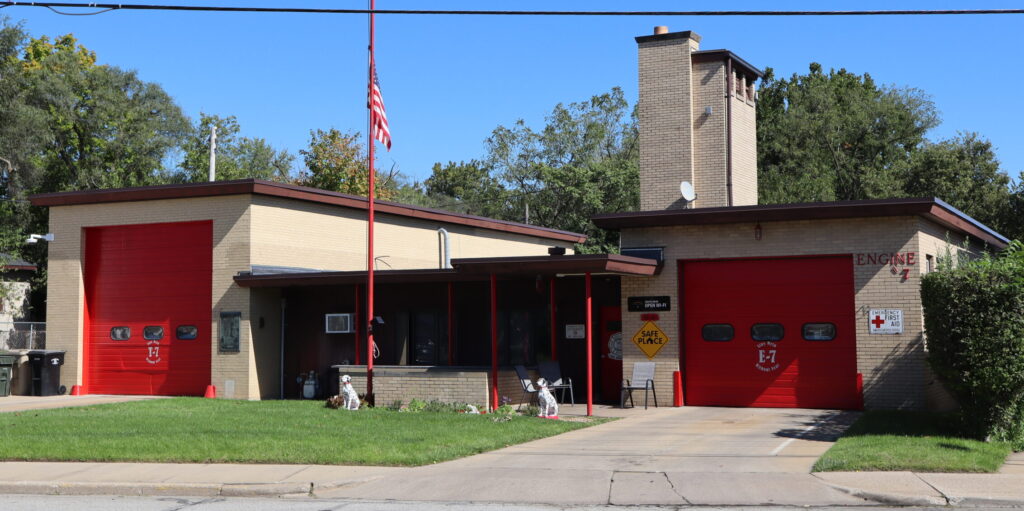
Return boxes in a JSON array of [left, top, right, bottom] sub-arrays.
[[233, 254, 658, 413]]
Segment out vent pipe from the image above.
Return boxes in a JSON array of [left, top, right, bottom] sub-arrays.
[[437, 228, 452, 269]]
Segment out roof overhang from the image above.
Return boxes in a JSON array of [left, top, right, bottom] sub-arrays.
[[234, 254, 659, 288], [29, 179, 587, 244], [593, 197, 1009, 248]]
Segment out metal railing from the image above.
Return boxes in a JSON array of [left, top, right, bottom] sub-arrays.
[[0, 321, 45, 350]]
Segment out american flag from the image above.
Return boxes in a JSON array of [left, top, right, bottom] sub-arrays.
[[370, 63, 392, 150]]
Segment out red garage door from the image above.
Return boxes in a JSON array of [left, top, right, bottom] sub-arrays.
[[681, 256, 860, 409], [83, 221, 212, 396]]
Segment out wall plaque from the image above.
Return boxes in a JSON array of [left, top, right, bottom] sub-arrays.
[[627, 296, 671, 312]]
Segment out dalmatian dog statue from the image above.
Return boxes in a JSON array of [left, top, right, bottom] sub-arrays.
[[535, 377, 558, 419], [340, 374, 360, 410]]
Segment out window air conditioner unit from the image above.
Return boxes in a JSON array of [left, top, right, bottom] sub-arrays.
[[325, 313, 354, 334]]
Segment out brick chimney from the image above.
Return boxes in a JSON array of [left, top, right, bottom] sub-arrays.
[[636, 28, 761, 210]]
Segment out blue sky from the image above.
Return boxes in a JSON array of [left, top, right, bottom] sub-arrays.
[[5, 1, 1023, 184]]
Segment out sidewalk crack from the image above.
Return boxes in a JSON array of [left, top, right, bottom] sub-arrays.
[[662, 471, 692, 505], [912, 472, 951, 505], [606, 470, 615, 505]]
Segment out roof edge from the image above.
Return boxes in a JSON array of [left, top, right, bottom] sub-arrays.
[[29, 179, 587, 244], [593, 198, 1009, 249]]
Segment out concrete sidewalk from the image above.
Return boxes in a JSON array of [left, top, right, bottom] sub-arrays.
[[0, 405, 1021, 506]]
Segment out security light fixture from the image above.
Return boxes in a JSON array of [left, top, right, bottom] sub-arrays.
[[26, 233, 54, 244]]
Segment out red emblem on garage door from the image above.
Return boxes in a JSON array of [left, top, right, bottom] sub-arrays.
[[755, 342, 780, 372], [146, 341, 162, 365]]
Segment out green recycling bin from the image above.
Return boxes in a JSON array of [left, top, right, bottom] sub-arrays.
[[0, 350, 16, 397]]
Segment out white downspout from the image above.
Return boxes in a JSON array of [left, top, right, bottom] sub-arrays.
[[437, 228, 452, 269]]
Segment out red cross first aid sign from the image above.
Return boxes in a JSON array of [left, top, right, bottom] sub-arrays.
[[869, 309, 903, 334]]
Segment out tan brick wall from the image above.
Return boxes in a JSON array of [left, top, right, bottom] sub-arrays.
[[46, 196, 255, 398], [620, 215, 938, 409], [638, 35, 698, 211], [730, 85, 758, 206], [332, 365, 536, 411], [250, 195, 572, 271], [692, 60, 728, 208]]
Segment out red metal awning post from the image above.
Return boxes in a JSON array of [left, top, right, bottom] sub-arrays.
[[490, 274, 499, 411], [549, 277, 557, 361], [447, 281, 454, 366], [585, 272, 593, 417], [354, 285, 362, 365]]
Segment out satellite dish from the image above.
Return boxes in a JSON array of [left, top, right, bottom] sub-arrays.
[[680, 181, 696, 202]]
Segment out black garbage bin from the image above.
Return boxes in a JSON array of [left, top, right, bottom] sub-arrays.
[[28, 350, 66, 396], [0, 351, 16, 397]]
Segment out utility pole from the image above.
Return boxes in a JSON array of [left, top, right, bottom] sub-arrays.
[[208, 126, 217, 182]]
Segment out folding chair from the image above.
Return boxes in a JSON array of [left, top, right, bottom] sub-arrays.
[[621, 362, 658, 409], [538, 360, 574, 406], [514, 364, 538, 410]]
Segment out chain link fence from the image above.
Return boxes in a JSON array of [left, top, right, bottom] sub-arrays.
[[0, 322, 45, 350]]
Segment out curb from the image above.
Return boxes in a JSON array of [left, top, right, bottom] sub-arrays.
[[815, 479, 949, 507], [0, 481, 309, 498]]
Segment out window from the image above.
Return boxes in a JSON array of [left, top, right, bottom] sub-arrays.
[[325, 313, 354, 333], [751, 323, 784, 341], [702, 324, 734, 342], [176, 325, 198, 340], [143, 326, 164, 340], [926, 254, 934, 273], [802, 323, 836, 341], [110, 327, 131, 341]]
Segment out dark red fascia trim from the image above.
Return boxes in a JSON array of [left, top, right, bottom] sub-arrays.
[[235, 254, 660, 288], [592, 198, 1008, 249], [29, 179, 587, 244]]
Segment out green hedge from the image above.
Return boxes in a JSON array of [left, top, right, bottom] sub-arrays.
[[921, 241, 1024, 449]]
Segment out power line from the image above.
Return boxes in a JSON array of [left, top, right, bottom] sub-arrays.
[[1, 2, 1023, 17]]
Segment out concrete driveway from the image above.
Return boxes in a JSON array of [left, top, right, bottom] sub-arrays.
[[0, 394, 166, 413], [321, 406, 866, 506], [472, 405, 861, 473]]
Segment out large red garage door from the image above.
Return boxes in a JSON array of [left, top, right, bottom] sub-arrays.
[[682, 256, 859, 409], [84, 221, 212, 395]]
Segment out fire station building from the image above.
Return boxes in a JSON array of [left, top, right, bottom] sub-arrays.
[[30, 28, 1008, 411]]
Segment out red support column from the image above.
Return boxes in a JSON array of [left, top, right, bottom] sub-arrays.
[[549, 277, 557, 361], [447, 281, 454, 366], [490, 274, 499, 411], [354, 285, 362, 365], [585, 272, 593, 417]]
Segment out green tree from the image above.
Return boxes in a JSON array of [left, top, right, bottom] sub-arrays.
[[429, 88, 639, 252], [298, 128, 397, 199], [757, 63, 939, 203], [423, 160, 506, 216], [177, 113, 295, 183], [0, 19, 191, 314], [21, 33, 188, 192], [903, 132, 1013, 234]]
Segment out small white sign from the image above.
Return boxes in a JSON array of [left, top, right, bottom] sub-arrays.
[[565, 324, 586, 339], [869, 309, 903, 334]]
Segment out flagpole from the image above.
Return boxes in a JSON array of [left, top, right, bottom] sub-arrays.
[[366, 0, 376, 400]]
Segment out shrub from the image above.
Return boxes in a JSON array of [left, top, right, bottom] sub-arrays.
[[921, 241, 1024, 448], [406, 398, 427, 412]]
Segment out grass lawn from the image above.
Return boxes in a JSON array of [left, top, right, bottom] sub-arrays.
[[0, 398, 608, 466], [814, 410, 1012, 473]]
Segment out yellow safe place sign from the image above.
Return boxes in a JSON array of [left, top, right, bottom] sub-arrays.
[[631, 321, 669, 359]]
